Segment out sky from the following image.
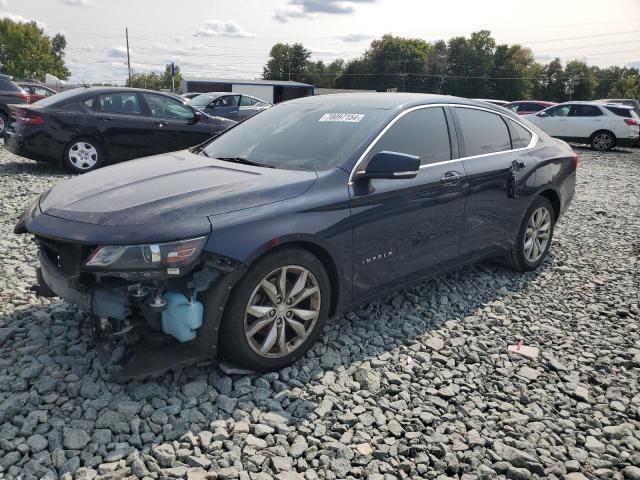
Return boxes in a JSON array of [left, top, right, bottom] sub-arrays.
[[1, 0, 639, 84]]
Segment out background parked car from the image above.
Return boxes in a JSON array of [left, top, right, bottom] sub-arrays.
[[528, 101, 640, 150], [471, 98, 509, 106], [595, 98, 640, 118], [190, 92, 272, 121], [4, 87, 236, 173], [17, 82, 58, 103], [181, 92, 203, 101], [0, 74, 29, 135], [503, 100, 557, 116]]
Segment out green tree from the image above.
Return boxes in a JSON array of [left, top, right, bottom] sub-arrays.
[[565, 60, 598, 100], [0, 18, 70, 80], [126, 64, 182, 91], [490, 44, 536, 100], [263, 43, 311, 82], [424, 40, 448, 93]]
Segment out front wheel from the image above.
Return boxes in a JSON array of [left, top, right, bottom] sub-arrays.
[[63, 139, 103, 173], [505, 196, 556, 272], [217, 248, 331, 372], [590, 131, 616, 151]]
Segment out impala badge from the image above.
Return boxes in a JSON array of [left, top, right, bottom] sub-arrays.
[[362, 250, 393, 265]]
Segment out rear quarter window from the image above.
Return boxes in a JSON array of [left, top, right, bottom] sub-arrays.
[[455, 107, 511, 156], [506, 119, 533, 149], [605, 106, 633, 118]]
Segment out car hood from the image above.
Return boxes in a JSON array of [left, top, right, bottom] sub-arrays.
[[40, 150, 317, 226]]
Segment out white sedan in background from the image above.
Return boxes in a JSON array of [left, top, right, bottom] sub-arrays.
[[527, 101, 639, 150]]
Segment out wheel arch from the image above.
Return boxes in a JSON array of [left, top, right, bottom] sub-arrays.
[[589, 129, 617, 148], [244, 237, 341, 317], [538, 188, 561, 222]]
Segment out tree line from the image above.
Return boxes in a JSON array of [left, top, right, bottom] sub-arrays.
[[263, 31, 640, 101], [0, 18, 70, 80]]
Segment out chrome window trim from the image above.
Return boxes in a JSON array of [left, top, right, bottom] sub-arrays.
[[348, 103, 538, 182]]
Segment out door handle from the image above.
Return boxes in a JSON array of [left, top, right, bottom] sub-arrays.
[[97, 116, 113, 121], [441, 171, 464, 185], [155, 121, 168, 127]]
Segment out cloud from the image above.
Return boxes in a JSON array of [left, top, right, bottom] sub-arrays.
[[0, 12, 46, 28], [339, 33, 373, 42], [195, 20, 254, 38], [0, 0, 7, 8], [175, 35, 185, 42], [626, 60, 640, 69], [109, 46, 130, 58], [59, 0, 95, 6], [274, 0, 376, 22]]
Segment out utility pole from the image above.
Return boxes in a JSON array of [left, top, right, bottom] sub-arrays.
[[125, 27, 131, 86]]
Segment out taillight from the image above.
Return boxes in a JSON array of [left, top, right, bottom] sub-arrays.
[[573, 152, 580, 170], [12, 111, 45, 125], [623, 118, 639, 126]]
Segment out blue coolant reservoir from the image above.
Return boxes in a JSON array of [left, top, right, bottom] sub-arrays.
[[161, 292, 204, 342]]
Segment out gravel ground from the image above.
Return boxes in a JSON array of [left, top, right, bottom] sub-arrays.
[[0, 145, 639, 480]]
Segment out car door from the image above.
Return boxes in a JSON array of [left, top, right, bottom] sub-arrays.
[[349, 106, 466, 300], [531, 104, 571, 138], [89, 92, 155, 161], [237, 95, 261, 120], [141, 93, 213, 153], [451, 106, 538, 259], [565, 104, 605, 141], [207, 95, 241, 120]]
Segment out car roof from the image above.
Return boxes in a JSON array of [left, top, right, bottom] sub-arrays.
[[559, 100, 633, 108], [505, 100, 556, 104], [287, 92, 507, 111]]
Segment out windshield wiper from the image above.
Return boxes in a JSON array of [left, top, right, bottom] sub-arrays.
[[216, 157, 276, 169]]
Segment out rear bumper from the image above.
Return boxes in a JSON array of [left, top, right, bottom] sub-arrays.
[[4, 129, 63, 163]]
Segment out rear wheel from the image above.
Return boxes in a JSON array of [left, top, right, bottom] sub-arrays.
[[590, 130, 616, 151], [217, 248, 331, 371], [63, 139, 103, 173], [505, 196, 555, 272]]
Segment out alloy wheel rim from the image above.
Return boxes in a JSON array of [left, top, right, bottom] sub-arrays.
[[524, 207, 551, 263], [593, 133, 612, 150], [68, 142, 98, 170], [0, 116, 5, 133], [244, 265, 321, 359]]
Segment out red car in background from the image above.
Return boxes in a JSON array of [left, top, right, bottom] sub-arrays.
[[504, 100, 557, 116], [16, 83, 58, 103]]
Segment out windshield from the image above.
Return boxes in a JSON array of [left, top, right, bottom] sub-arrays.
[[202, 103, 385, 171], [190, 94, 217, 108]]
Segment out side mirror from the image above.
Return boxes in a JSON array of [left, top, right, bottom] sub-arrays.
[[537, 111, 549, 117], [189, 111, 202, 124], [354, 151, 420, 181]]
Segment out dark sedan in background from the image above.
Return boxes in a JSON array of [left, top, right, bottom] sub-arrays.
[[0, 74, 29, 135], [504, 100, 558, 116], [16, 93, 577, 376], [190, 92, 272, 121], [4, 87, 236, 173]]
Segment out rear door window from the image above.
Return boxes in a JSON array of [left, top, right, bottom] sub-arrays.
[[95, 93, 142, 114], [367, 107, 451, 166], [570, 105, 603, 117], [240, 96, 256, 106], [455, 107, 512, 156]]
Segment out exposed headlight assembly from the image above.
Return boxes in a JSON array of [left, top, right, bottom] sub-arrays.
[[85, 236, 207, 275]]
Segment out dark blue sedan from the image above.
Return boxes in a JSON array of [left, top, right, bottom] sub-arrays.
[[15, 93, 577, 376]]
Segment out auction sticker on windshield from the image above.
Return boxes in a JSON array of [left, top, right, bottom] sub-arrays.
[[319, 113, 365, 122]]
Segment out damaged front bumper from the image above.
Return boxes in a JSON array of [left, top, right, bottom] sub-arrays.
[[35, 236, 245, 381]]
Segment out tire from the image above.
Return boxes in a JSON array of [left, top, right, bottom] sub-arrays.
[[0, 111, 7, 135], [63, 138, 103, 173], [505, 196, 556, 272], [590, 130, 616, 151], [217, 248, 331, 372]]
